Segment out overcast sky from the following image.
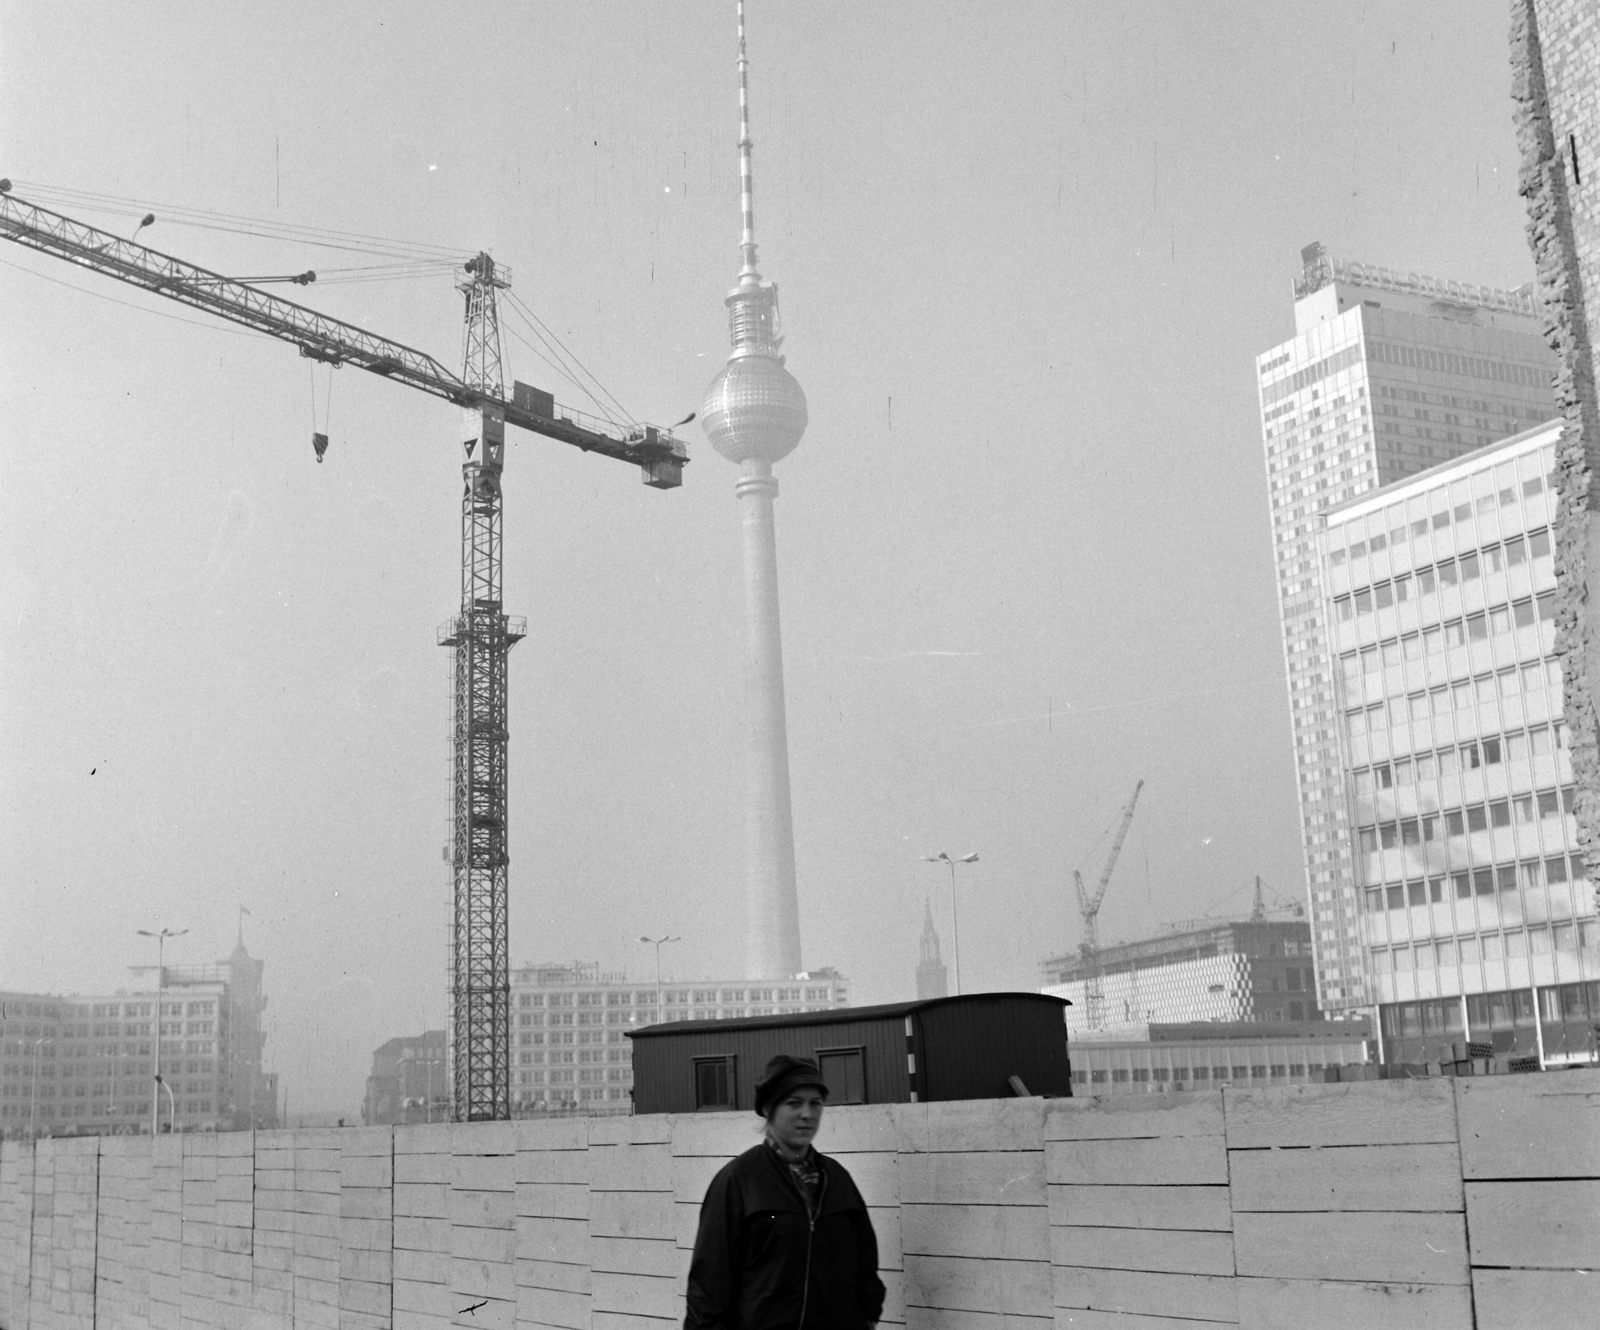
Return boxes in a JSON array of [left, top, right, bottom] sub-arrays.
[[0, 1, 1542, 1112]]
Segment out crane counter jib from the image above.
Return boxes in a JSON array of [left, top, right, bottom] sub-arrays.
[[0, 181, 688, 488]]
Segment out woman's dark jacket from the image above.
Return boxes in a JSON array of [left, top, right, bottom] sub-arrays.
[[685, 1141, 885, 1330]]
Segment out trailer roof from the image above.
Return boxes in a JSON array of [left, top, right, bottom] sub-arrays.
[[627, 990, 1069, 1040]]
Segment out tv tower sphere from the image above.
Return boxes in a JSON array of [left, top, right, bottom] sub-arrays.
[[701, 303, 808, 464]]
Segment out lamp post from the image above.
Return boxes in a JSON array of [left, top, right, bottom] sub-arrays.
[[922, 852, 978, 995], [637, 935, 682, 1029], [137, 927, 187, 1136]]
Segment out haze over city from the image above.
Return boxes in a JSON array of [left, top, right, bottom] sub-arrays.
[[0, 1, 1541, 1114]]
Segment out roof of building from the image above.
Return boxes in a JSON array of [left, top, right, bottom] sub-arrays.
[[1041, 917, 1310, 980], [628, 991, 1069, 1040], [1324, 418, 1562, 520]]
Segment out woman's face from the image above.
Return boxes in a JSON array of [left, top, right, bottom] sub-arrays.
[[769, 1087, 825, 1152]]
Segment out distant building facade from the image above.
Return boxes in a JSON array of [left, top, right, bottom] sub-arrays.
[[1257, 246, 1557, 1012], [508, 961, 850, 1114], [0, 942, 276, 1137], [1320, 421, 1600, 1064], [362, 1030, 447, 1125], [1041, 920, 1320, 1039], [1068, 1020, 1371, 1097], [915, 903, 948, 1000]]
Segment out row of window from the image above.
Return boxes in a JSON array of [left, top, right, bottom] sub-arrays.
[[1364, 850, 1586, 911], [1354, 729, 1568, 802], [1078, 1062, 1339, 1084], [1343, 614, 1555, 725], [515, 1048, 631, 1066], [1328, 472, 1552, 568], [1334, 529, 1551, 620], [1344, 599, 1554, 706], [513, 985, 834, 1009], [1347, 662, 1559, 735], [1372, 920, 1598, 972], [1380, 982, 1600, 1043]]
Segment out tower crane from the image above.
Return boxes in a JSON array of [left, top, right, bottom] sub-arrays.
[[0, 181, 688, 1122], [1073, 778, 1144, 1031]]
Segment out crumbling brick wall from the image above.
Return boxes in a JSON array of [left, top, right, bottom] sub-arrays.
[[1511, 0, 1600, 899]]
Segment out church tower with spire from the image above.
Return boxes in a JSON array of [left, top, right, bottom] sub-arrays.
[[916, 902, 949, 1000], [702, 0, 808, 980]]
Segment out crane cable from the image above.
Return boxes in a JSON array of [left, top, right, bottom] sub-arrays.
[[11, 181, 649, 432], [9, 179, 471, 264], [502, 291, 638, 432]]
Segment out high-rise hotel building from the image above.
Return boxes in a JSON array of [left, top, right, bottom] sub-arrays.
[[1322, 421, 1600, 1063], [1257, 244, 1557, 1011]]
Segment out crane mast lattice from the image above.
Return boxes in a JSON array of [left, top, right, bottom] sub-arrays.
[[0, 184, 688, 1121], [1073, 779, 1144, 1031]]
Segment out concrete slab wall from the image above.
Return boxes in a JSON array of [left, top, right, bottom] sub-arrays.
[[0, 1071, 1595, 1329]]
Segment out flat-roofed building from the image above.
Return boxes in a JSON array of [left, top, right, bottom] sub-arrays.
[[0, 942, 277, 1137], [362, 1030, 447, 1125], [1041, 919, 1319, 1040], [1320, 419, 1600, 1064], [1068, 1019, 1371, 1097], [509, 960, 849, 1114]]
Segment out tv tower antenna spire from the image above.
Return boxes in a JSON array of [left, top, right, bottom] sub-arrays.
[[703, 0, 809, 980], [737, 0, 759, 284]]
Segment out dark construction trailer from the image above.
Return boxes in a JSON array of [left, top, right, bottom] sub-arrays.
[[627, 992, 1072, 1115]]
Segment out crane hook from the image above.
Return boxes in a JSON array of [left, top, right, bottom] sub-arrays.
[[312, 433, 329, 463]]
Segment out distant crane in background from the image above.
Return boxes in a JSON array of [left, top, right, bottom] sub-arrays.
[[1073, 779, 1144, 1031], [0, 181, 689, 1123]]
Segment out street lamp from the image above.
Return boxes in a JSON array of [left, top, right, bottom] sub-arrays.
[[637, 935, 682, 1029], [137, 927, 188, 1136], [922, 852, 978, 995]]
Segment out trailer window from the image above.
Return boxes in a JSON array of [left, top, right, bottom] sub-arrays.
[[693, 1056, 735, 1110], [817, 1047, 866, 1104]]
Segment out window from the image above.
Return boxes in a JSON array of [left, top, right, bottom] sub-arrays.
[[693, 1057, 735, 1110], [1531, 529, 1551, 557], [817, 1048, 866, 1105]]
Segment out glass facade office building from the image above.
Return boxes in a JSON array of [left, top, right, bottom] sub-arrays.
[[1257, 245, 1557, 1012], [1321, 422, 1600, 1065]]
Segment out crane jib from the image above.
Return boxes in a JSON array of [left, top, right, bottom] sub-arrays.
[[0, 187, 686, 485]]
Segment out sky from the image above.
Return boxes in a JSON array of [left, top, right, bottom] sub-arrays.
[[0, 1, 1545, 1113]]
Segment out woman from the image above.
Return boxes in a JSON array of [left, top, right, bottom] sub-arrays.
[[685, 1054, 885, 1330]]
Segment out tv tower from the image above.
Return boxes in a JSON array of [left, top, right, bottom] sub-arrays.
[[701, 0, 808, 980]]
